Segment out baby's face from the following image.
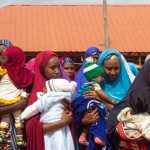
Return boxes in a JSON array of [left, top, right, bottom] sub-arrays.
[[94, 75, 103, 84], [43, 86, 47, 94]]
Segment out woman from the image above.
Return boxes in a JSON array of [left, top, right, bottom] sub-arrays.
[[0, 46, 34, 149], [60, 56, 76, 81], [107, 58, 150, 149], [26, 51, 76, 150], [75, 47, 101, 92], [97, 49, 135, 103]]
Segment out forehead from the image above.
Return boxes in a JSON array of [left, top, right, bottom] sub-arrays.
[[63, 62, 74, 67], [103, 59, 120, 67], [91, 54, 99, 58], [0, 45, 7, 53], [47, 56, 60, 65]]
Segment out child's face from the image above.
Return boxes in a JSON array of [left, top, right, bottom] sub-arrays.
[[93, 75, 103, 84], [43, 86, 47, 94]]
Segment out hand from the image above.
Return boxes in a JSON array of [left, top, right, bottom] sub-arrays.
[[16, 97, 28, 110], [61, 110, 73, 125], [81, 108, 99, 125], [83, 91, 100, 100], [0, 97, 28, 117]]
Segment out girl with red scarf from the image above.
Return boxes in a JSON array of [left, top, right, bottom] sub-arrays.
[[26, 51, 75, 150]]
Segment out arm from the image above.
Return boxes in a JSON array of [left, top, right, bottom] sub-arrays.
[[0, 98, 28, 117], [96, 90, 116, 105], [43, 109, 73, 134], [84, 90, 116, 111]]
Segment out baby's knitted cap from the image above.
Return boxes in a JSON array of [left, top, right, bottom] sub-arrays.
[[83, 57, 104, 81]]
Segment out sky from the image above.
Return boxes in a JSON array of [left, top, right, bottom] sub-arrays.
[[0, 0, 150, 7]]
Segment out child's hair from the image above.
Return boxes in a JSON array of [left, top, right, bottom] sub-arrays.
[[45, 78, 77, 93], [83, 57, 104, 81]]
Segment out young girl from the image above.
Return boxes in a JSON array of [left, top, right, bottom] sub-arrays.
[[21, 78, 77, 150]]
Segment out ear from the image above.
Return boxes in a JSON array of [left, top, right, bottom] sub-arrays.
[[91, 78, 95, 82]]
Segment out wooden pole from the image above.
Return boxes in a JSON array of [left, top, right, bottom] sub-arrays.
[[103, 0, 109, 49]]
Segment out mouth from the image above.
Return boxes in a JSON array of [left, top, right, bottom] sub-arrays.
[[109, 76, 116, 80]]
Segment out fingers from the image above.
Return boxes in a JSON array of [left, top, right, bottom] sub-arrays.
[[91, 107, 98, 115]]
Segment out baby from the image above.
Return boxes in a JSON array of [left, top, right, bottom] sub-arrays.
[[21, 78, 77, 150], [75, 57, 115, 148]]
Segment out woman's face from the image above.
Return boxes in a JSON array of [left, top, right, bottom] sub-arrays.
[[44, 56, 61, 79], [91, 54, 99, 64], [103, 59, 120, 81], [63, 62, 74, 77]]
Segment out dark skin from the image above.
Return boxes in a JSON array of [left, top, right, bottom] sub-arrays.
[[0, 98, 28, 117], [63, 62, 75, 78], [84, 59, 120, 110]]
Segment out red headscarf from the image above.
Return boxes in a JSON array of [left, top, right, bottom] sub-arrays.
[[26, 51, 75, 150], [60, 56, 76, 81], [2, 46, 34, 89]]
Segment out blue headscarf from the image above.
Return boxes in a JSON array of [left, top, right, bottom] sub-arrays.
[[74, 47, 101, 92], [128, 62, 139, 76], [98, 49, 132, 103]]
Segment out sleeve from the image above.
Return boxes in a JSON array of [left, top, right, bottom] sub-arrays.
[[94, 83, 101, 91], [20, 101, 39, 120]]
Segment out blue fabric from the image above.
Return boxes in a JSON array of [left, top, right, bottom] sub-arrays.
[[76, 82, 98, 98], [61, 57, 73, 65], [128, 62, 139, 76], [72, 96, 111, 150], [98, 49, 131, 103], [75, 47, 101, 92]]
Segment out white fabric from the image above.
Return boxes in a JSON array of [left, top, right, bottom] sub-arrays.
[[121, 54, 135, 83], [0, 74, 23, 101], [46, 78, 77, 93], [117, 107, 150, 140], [20, 91, 75, 150], [40, 102, 74, 150]]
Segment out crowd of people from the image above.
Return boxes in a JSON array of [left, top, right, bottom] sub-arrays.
[[0, 39, 150, 150]]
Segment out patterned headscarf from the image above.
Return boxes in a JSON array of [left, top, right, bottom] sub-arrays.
[[0, 39, 13, 47]]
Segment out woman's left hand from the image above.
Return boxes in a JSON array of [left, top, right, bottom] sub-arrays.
[[83, 90, 100, 100]]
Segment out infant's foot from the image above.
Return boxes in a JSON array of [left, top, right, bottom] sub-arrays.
[[78, 135, 89, 146], [94, 136, 106, 145]]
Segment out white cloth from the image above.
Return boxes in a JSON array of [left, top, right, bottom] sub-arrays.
[[117, 107, 150, 140], [0, 74, 23, 101], [121, 54, 135, 83], [20, 91, 75, 150]]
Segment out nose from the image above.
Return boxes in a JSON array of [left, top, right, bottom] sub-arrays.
[[110, 69, 116, 75]]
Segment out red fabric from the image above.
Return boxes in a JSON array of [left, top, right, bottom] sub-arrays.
[[59, 56, 76, 81], [2, 46, 34, 89], [26, 51, 75, 150], [26, 51, 56, 150]]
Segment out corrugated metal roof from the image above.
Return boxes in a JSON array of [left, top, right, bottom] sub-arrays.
[[0, 5, 150, 53]]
